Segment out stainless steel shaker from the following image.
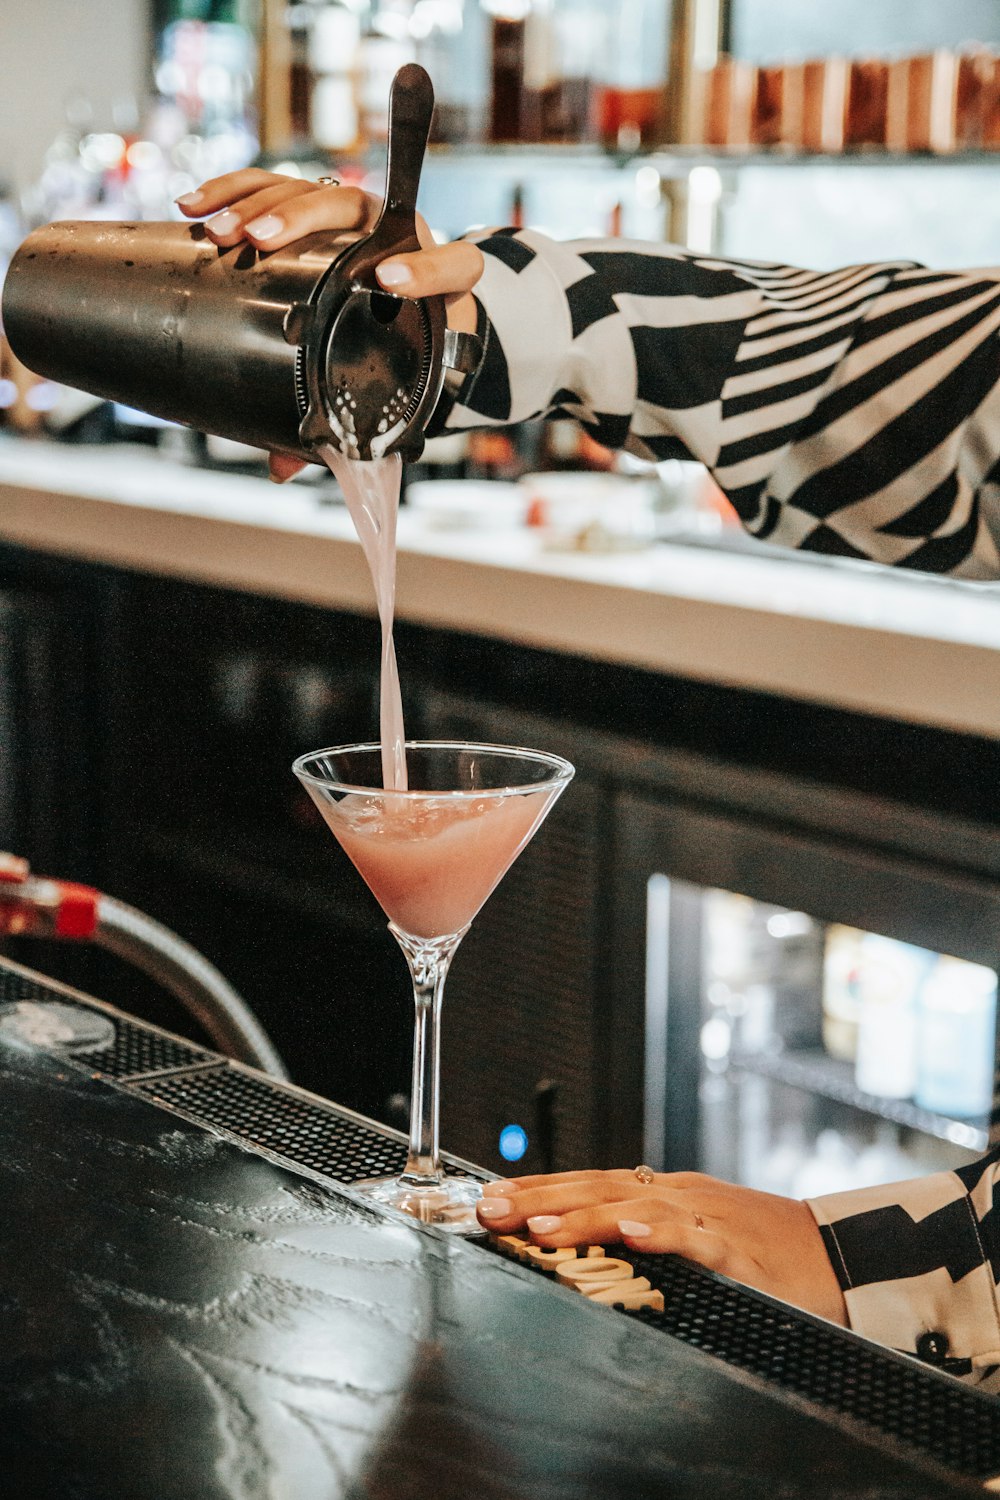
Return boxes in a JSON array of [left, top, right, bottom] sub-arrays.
[[1, 65, 478, 463]]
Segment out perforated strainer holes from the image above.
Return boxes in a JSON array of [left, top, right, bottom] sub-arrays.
[[131, 1066, 410, 1183], [625, 1253, 1000, 1480]]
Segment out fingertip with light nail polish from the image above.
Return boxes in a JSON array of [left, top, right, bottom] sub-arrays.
[[617, 1219, 652, 1239], [526, 1215, 562, 1234], [377, 261, 412, 288], [175, 191, 203, 210], [246, 214, 284, 241], [205, 210, 241, 236], [477, 1198, 512, 1219], [481, 1180, 514, 1197]]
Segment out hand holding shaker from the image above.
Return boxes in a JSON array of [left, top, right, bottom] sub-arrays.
[[1, 66, 480, 464]]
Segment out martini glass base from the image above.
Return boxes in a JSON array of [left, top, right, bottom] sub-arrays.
[[356, 1173, 486, 1234]]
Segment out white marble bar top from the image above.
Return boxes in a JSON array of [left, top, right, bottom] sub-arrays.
[[1, 437, 999, 739]]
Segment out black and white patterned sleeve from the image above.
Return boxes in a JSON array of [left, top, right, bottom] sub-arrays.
[[807, 1149, 1000, 1389], [442, 228, 1000, 578]]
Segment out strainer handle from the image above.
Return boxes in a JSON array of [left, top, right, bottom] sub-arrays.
[[366, 63, 434, 259]]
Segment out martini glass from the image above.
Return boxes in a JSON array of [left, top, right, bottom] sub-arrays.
[[293, 740, 574, 1233]]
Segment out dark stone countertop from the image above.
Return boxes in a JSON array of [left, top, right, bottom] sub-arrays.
[[0, 1033, 983, 1500]]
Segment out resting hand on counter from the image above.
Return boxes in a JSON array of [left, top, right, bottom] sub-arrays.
[[476, 1168, 848, 1327], [480, 1154, 1000, 1392], [176, 170, 483, 481]]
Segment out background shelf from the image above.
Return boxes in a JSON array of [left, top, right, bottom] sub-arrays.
[[730, 1047, 993, 1153]]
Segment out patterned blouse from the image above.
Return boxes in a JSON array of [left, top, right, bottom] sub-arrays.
[[443, 228, 1000, 1387], [811, 1148, 1000, 1390], [441, 228, 1000, 578]]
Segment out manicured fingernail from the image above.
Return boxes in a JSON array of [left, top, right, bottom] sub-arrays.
[[247, 214, 284, 241], [527, 1215, 562, 1234], [377, 261, 412, 287], [206, 210, 240, 235], [477, 1198, 512, 1218], [617, 1219, 651, 1239], [175, 191, 203, 208], [482, 1181, 514, 1197]]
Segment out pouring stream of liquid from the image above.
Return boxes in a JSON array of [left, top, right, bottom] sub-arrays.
[[319, 446, 408, 791]]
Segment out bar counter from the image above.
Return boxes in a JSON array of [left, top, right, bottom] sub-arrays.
[[1, 436, 999, 740], [2, 955, 998, 1499]]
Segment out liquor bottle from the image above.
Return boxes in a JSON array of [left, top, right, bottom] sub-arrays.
[[915, 957, 997, 1118], [822, 924, 864, 1064], [550, 0, 601, 142], [521, 0, 558, 142], [885, 51, 960, 154], [979, 52, 1000, 150], [309, 2, 363, 152], [845, 60, 889, 148], [415, 0, 488, 144], [488, 3, 529, 142], [786, 58, 851, 154], [360, 5, 416, 146], [954, 48, 997, 150], [591, 0, 667, 151], [701, 56, 756, 149], [853, 934, 931, 1100], [751, 65, 785, 148]]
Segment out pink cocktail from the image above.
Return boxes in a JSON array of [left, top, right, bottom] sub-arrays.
[[293, 741, 574, 1231]]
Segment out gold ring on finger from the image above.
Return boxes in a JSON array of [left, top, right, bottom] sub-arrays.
[[693, 1212, 705, 1231], [634, 1164, 655, 1185], [317, 175, 340, 187]]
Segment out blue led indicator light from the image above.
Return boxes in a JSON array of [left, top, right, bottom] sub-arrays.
[[498, 1124, 528, 1162]]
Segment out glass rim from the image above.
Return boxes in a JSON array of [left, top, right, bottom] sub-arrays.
[[292, 739, 575, 799]]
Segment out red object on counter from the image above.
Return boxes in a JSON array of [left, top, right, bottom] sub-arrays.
[[52, 883, 100, 940], [0, 855, 99, 940]]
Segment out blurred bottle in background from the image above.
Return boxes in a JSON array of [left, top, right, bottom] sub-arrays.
[[309, 2, 363, 151], [520, 0, 560, 143], [359, 3, 416, 146], [592, 0, 667, 152], [915, 956, 997, 1118], [525, 0, 601, 143], [414, 0, 489, 144], [822, 923, 865, 1063], [853, 934, 932, 1100], [486, 0, 529, 142]]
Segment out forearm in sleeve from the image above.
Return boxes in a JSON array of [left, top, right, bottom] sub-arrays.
[[807, 1148, 1000, 1389], [444, 229, 1000, 577]]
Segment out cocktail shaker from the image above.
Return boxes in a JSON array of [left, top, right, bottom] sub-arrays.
[[2, 65, 478, 462]]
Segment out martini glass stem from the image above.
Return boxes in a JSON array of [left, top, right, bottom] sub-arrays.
[[391, 922, 467, 1186]]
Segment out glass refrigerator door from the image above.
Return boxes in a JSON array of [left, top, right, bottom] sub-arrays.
[[646, 876, 997, 1197]]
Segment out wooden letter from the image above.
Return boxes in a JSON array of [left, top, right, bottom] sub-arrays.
[[492, 1233, 532, 1261], [523, 1245, 578, 1272], [589, 1282, 665, 1312], [557, 1257, 634, 1293]]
